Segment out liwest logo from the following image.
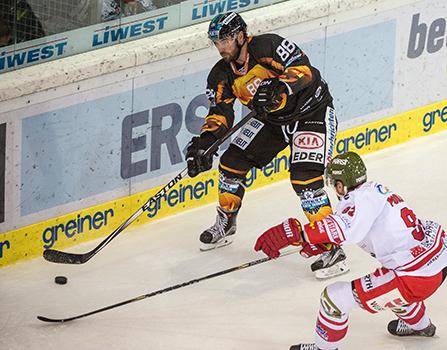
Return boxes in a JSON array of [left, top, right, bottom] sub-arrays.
[[191, 0, 259, 20], [407, 13, 447, 58], [336, 123, 397, 154], [0, 40, 67, 72], [422, 103, 447, 132], [42, 209, 114, 249], [92, 15, 169, 46]]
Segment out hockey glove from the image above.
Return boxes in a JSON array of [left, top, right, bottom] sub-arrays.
[[252, 77, 289, 116], [185, 133, 217, 178], [299, 242, 331, 258], [254, 218, 303, 259]]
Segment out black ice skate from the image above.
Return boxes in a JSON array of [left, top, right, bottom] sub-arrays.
[[199, 207, 237, 251], [387, 319, 436, 337], [311, 246, 349, 279], [290, 344, 332, 350]]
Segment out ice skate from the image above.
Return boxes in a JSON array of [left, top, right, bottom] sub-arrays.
[[290, 344, 331, 350], [199, 207, 238, 251], [387, 319, 436, 337], [311, 246, 349, 279]]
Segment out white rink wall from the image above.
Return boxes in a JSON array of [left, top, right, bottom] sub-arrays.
[[0, 0, 446, 266], [0, 0, 440, 107]]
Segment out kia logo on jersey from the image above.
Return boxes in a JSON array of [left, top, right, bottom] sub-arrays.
[[293, 132, 324, 149]]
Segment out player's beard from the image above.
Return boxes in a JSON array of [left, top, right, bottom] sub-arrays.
[[221, 42, 242, 63], [221, 49, 238, 63]]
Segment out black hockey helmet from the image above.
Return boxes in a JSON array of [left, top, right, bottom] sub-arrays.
[[208, 12, 247, 42]]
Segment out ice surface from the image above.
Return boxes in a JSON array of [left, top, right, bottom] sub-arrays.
[[1, 131, 447, 350]]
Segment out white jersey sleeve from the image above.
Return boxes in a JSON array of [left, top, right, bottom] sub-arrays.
[[303, 182, 387, 246], [304, 181, 447, 277], [331, 182, 387, 245]]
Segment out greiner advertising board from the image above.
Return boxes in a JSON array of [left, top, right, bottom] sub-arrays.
[[1, 0, 446, 267]]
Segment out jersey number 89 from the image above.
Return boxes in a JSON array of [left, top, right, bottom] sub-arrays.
[[276, 39, 296, 61]]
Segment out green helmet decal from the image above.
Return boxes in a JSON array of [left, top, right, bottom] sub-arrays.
[[326, 152, 367, 190]]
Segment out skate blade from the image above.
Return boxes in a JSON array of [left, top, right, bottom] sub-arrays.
[[200, 237, 234, 252], [314, 260, 350, 280]]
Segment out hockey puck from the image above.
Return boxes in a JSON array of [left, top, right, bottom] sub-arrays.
[[54, 276, 68, 285]]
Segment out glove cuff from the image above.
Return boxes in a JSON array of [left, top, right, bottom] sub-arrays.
[[278, 80, 292, 95], [283, 218, 303, 244], [198, 131, 218, 151]]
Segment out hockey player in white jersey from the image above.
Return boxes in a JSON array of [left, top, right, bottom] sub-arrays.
[[254, 151, 447, 350]]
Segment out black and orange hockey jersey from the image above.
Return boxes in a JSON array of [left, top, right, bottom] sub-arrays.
[[202, 33, 332, 137]]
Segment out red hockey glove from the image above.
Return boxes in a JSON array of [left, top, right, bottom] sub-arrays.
[[299, 242, 332, 258], [254, 218, 303, 259]]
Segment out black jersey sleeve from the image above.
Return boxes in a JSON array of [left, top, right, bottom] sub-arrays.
[[201, 62, 236, 139], [256, 34, 315, 95]]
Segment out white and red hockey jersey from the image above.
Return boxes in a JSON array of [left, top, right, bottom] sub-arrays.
[[304, 182, 447, 277]]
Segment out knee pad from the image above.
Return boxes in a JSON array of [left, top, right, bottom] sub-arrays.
[[320, 282, 359, 318], [217, 170, 246, 212]]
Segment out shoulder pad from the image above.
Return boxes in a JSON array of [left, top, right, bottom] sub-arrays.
[[253, 33, 283, 42], [210, 59, 229, 75], [250, 34, 282, 54], [207, 60, 230, 87]]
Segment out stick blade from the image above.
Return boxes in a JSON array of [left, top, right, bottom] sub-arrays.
[[37, 315, 66, 323], [43, 249, 87, 264]]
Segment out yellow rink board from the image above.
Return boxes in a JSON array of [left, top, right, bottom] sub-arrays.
[[1, 99, 446, 267]]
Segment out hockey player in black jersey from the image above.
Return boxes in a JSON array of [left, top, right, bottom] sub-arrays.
[[185, 11, 348, 279]]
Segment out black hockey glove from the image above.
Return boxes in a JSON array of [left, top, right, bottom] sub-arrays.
[[185, 133, 217, 178], [252, 78, 289, 117]]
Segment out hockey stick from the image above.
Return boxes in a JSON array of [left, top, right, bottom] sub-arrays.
[[43, 110, 257, 265], [37, 249, 298, 323]]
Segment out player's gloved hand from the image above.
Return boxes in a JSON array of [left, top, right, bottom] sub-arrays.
[[185, 133, 217, 178], [252, 77, 289, 116], [299, 242, 332, 258], [254, 218, 303, 259]]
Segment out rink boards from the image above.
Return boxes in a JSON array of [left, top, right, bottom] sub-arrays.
[[1, 99, 446, 267], [0, 0, 446, 266]]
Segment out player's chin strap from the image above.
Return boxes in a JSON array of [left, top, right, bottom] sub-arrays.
[[236, 35, 246, 51], [231, 36, 248, 76]]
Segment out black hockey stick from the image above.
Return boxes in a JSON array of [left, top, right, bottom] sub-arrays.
[[37, 249, 298, 323], [42, 110, 257, 265]]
